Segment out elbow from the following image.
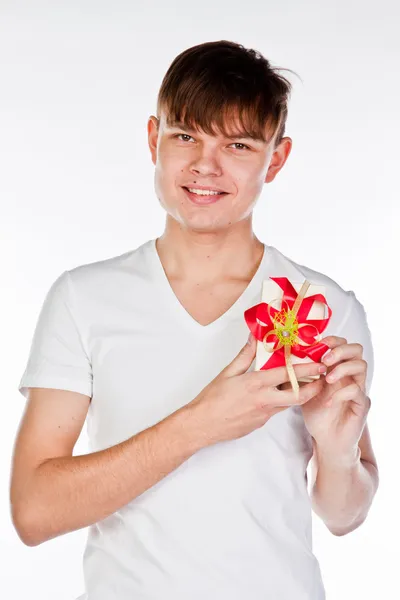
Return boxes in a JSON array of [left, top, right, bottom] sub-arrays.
[[19, 533, 42, 547], [328, 516, 366, 537], [327, 503, 373, 537], [11, 503, 46, 547]]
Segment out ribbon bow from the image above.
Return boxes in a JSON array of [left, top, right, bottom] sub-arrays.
[[244, 277, 332, 399]]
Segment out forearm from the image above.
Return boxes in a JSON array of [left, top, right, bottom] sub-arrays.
[[311, 442, 379, 536], [18, 406, 201, 546]]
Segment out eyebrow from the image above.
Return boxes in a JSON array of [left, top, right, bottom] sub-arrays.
[[168, 121, 264, 143]]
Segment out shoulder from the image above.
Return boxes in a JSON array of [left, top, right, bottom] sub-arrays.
[[265, 245, 365, 333], [40, 240, 155, 323], [266, 244, 348, 293], [65, 239, 153, 295]]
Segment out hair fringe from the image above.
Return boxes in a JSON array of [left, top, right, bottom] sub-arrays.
[[156, 40, 300, 147]]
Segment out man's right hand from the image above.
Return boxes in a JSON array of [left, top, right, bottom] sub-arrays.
[[185, 332, 327, 447]]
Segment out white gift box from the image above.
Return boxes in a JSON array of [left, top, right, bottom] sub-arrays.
[[255, 279, 327, 383]]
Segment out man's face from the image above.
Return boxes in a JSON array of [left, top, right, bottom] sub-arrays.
[[147, 110, 291, 233]]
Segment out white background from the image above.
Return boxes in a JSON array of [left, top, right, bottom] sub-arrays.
[[1, 1, 398, 598]]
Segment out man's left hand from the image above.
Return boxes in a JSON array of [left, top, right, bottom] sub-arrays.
[[298, 336, 371, 455]]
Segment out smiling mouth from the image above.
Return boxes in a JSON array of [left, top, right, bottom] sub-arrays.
[[182, 186, 228, 204], [182, 186, 228, 195]]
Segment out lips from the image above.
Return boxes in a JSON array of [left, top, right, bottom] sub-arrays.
[[182, 186, 227, 205], [183, 186, 227, 194]]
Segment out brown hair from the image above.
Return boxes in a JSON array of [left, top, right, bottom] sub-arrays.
[[156, 40, 298, 149]]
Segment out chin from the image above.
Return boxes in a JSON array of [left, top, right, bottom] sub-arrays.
[[180, 215, 236, 233]]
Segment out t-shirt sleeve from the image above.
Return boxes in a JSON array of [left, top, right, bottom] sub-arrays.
[[18, 270, 93, 399], [337, 290, 374, 397]]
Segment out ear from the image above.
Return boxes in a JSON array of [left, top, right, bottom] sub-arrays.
[[265, 137, 293, 184], [147, 116, 159, 165]]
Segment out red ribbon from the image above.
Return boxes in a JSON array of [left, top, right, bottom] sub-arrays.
[[244, 277, 333, 371]]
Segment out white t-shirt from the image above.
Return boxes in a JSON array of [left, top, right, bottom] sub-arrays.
[[18, 238, 374, 600]]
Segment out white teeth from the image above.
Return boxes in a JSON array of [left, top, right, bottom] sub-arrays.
[[187, 188, 223, 196]]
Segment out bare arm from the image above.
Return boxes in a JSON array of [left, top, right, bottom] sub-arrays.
[[11, 341, 325, 547], [10, 388, 201, 547], [310, 431, 379, 536]]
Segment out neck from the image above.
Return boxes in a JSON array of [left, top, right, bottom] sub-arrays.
[[155, 218, 265, 286]]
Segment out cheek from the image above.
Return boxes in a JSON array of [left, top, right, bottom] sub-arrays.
[[234, 162, 266, 189], [158, 152, 187, 184], [155, 157, 177, 187]]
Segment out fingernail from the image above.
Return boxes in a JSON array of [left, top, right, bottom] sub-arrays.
[[319, 365, 327, 373], [324, 351, 333, 363], [247, 332, 253, 344]]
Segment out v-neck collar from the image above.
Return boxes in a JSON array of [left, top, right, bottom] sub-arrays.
[[147, 238, 271, 336]]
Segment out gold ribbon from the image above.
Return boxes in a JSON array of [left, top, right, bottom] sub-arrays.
[[261, 280, 321, 401]]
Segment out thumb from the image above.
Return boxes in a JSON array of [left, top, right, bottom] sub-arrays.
[[222, 332, 257, 378]]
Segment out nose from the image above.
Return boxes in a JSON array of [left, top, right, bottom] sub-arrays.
[[189, 153, 223, 178]]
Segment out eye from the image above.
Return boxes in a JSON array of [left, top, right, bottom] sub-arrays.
[[175, 133, 195, 143], [174, 134, 251, 151], [231, 142, 250, 151]]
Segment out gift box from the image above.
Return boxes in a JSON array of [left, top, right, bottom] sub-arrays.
[[255, 280, 327, 382], [244, 277, 332, 398]]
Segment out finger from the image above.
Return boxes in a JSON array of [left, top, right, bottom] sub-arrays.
[[270, 376, 325, 406], [320, 335, 348, 349], [252, 361, 326, 388], [325, 359, 367, 389], [322, 342, 364, 367], [326, 382, 369, 414], [320, 336, 346, 362], [277, 380, 309, 391]]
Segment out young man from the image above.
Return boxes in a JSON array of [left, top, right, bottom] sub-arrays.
[[11, 40, 379, 599]]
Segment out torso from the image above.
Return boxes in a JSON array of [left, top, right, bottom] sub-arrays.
[[22, 238, 344, 598]]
